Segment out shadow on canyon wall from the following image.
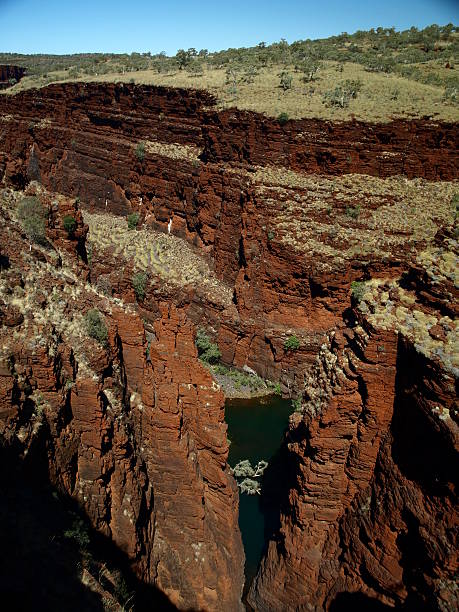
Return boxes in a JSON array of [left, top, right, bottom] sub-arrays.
[[0, 437, 178, 612]]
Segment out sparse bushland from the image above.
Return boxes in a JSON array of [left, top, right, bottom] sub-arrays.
[[84, 308, 108, 345], [127, 212, 140, 230], [17, 196, 48, 245], [4, 24, 458, 122], [132, 271, 147, 301]]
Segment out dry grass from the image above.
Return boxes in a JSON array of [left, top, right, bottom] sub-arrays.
[[5, 61, 459, 123], [357, 277, 458, 375], [84, 211, 233, 307], [245, 167, 458, 270]]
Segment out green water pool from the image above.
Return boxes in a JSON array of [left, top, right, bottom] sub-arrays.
[[225, 395, 293, 588]]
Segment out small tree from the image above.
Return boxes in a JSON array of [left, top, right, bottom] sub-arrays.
[[132, 272, 147, 301], [279, 71, 293, 90], [63, 215, 77, 235], [85, 309, 108, 345], [17, 196, 47, 245]]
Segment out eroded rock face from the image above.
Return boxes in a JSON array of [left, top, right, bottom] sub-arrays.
[[0, 190, 244, 611], [0, 83, 457, 610], [0, 65, 25, 89], [248, 247, 458, 611], [1, 83, 456, 395]]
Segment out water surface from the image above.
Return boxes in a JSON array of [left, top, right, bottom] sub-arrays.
[[225, 395, 292, 589]]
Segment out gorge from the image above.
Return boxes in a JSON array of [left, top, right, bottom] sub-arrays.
[[0, 80, 457, 611]]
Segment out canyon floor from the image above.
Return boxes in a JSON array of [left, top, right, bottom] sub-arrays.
[[0, 54, 457, 612]]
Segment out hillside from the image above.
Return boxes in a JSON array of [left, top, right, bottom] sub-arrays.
[[1, 24, 458, 122]]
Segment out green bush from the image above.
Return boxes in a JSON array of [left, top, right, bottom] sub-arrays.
[[346, 205, 361, 219], [323, 79, 362, 108], [127, 212, 140, 230], [17, 196, 47, 245], [84, 309, 108, 345], [277, 112, 289, 125], [351, 280, 366, 302], [195, 329, 221, 363], [63, 215, 77, 235], [284, 335, 300, 351], [135, 141, 145, 161], [132, 272, 147, 301], [279, 71, 293, 90]]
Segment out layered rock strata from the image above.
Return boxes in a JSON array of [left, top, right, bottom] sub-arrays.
[[0, 186, 244, 611], [249, 232, 458, 611], [1, 83, 456, 393]]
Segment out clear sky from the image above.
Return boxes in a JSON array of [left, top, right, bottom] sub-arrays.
[[1, 0, 458, 55]]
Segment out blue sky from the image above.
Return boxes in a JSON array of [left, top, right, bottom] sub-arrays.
[[1, 0, 458, 55]]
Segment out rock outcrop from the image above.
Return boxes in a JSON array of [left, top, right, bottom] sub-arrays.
[[0, 65, 26, 89], [249, 236, 458, 611], [0, 186, 244, 611]]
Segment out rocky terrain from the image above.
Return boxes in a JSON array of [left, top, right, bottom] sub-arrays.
[[0, 81, 457, 610]]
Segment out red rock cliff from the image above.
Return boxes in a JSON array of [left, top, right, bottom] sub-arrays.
[[0, 187, 244, 610]]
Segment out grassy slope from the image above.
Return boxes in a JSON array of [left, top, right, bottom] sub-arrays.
[[1, 25, 458, 123]]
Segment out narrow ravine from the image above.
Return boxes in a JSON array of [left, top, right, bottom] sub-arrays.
[[225, 395, 293, 592]]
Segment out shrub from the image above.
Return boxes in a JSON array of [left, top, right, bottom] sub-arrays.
[[17, 196, 47, 245], [292, 397, 302, 412], [277, 112, 289, 125], [127, 212, 140, 230], [195, 329, 221, 363], [279, 71, 293, 90], [323, 79, 362, 108], [84, 309, 108, 345], [135, 141, 145, 161], [63, 215, 77, 235], [351, 280, 366, 302], [346, 205, 361, 219], [284, 335, 300, 351], [132, 272, 147, 301]]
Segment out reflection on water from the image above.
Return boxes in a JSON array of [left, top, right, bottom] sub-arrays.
[[225, 395, 292, 589]]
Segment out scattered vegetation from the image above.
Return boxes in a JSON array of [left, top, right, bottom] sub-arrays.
[[212, 363, 266, 391], [62, 214, 77, 235], [4, 24, 458, 122], [17, 196, 47, 245], [284, 335, 301, 351], [132, 271, 147, 301], [84, 308, 108, 345], [195, 329, 221, 363], [127, 212, 140, 230]]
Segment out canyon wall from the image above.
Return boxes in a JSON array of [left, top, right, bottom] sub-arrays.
[[0, 83, 458, 610], [0, 187, 244, 610], [1, 83, 457, 392]]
